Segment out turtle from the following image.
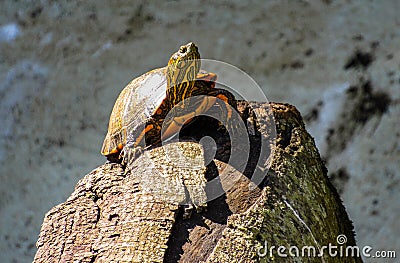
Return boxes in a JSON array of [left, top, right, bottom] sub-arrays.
[[101, 42, 237, 163]]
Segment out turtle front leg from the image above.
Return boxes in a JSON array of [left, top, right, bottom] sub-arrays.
[[121, 146, 144, 169], [162, 88, 240, 139], [205, 88, 242, 136], [122, 118, 163, 167]]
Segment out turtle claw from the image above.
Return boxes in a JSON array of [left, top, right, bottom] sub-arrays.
[[122, 147, 145, 169], [215, 107, 243, 139]]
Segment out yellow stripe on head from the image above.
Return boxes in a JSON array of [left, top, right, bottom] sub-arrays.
[[167, 42, 201, 89]]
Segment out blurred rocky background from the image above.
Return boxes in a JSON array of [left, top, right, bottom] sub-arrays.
[[0, 1, 399, 262]]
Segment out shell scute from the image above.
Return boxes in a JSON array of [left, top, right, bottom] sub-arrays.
[[101, 68, 167, 155]]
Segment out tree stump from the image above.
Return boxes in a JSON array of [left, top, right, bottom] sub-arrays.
[[33, 102, 362, 263]]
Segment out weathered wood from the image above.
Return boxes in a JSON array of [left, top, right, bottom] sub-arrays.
[[33, 102, 362, 263], [34, 142, 206, 263]]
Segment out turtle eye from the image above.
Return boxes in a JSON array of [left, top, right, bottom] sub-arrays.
[[179, 46, 187, 54]]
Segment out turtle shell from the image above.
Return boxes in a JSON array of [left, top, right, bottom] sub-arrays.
[[101, 67, 168, 156], [101, 42, 222, 160]]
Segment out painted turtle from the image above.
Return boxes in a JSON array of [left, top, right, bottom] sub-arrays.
[[101, 42, 236, 163]]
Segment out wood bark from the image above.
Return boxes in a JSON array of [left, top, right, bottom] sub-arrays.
[[33, 102, 362, 263]]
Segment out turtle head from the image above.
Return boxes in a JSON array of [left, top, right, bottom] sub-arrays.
[[167, 42, 201, 88]]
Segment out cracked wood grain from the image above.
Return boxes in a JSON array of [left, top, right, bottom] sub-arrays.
[[33, 102, 362, 263]]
